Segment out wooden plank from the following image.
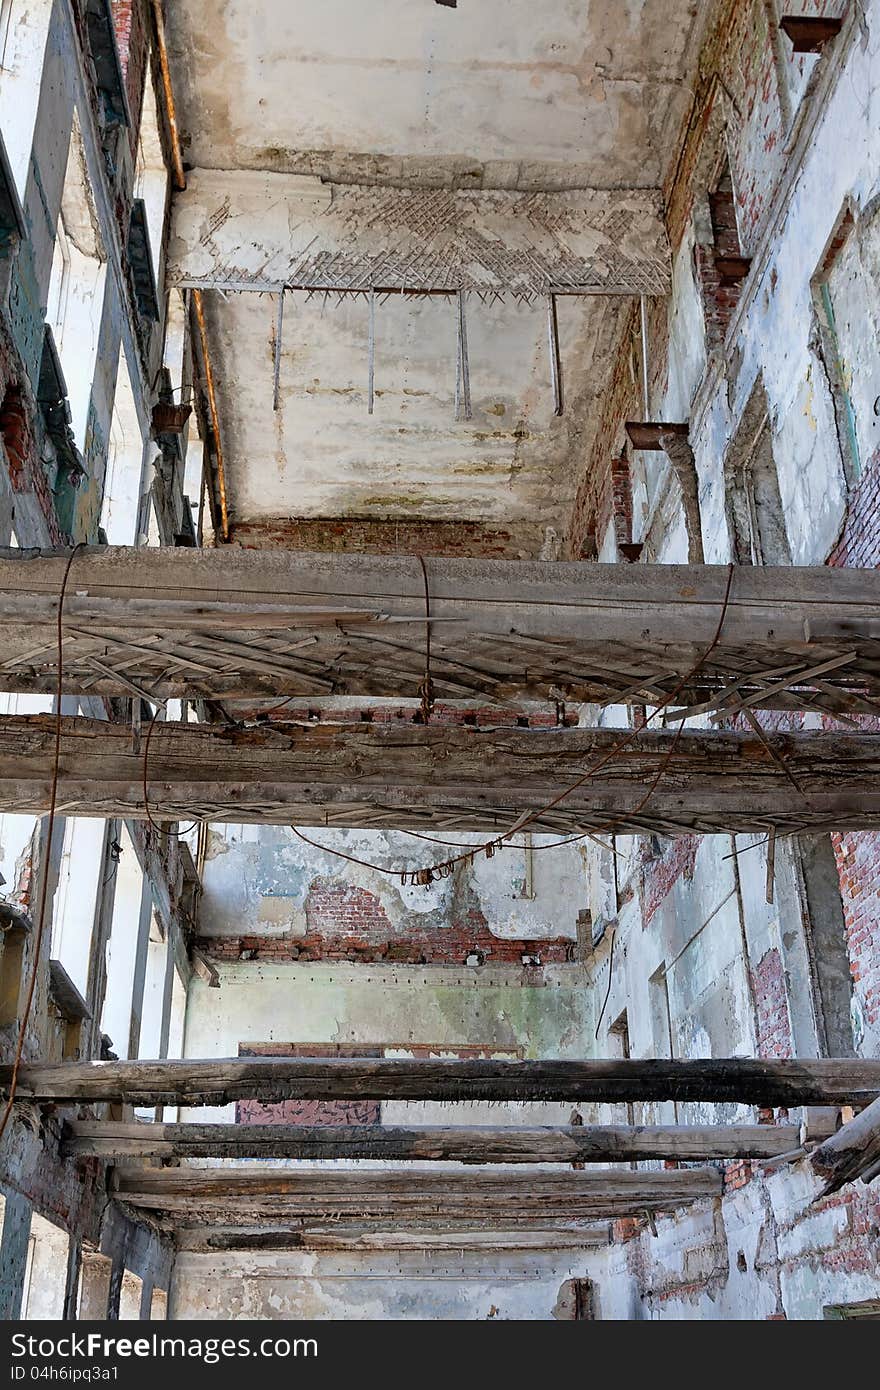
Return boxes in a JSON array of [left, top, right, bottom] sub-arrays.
[[8, 1057, 880, 1106], [809, 1094, 880, 1193], [0, 715, 878, 836], [110, 1166, 723, 1220], [175, 1227, 612, 1253], [63, 1120, 802, 1162], [0, 547, 878, 714]]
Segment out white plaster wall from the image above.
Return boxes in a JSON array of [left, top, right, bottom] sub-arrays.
[[199, 823, 585, 943], [182, 959, 593, 1128], [171, 1248, 594, 1322], [685, 13, 880, 567], [21, 1214, 68, 1320], [0, 0, 54, 202]]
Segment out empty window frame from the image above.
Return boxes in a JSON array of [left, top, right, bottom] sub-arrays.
[[45, 111, 108, 452], [724, 382, 792, 565], [133, 56, 168, 298], [51, 817, 107, 998], [102, 339, 147, 544], [0, 0, 53, 202], [20, 1213, 69, 1320], [812, 206, 880, 488], [138, 915, 169, 1060], [99, 826, 145, 1060]]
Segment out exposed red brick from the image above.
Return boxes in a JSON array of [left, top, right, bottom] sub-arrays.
[[230, 516, 531, 558], [640, 835, 700, 928], [197, 878, 573, 968], [752, 947, 793, 1059], [827, 444, 880, 1036]]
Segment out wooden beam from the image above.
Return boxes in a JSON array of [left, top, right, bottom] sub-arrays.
[[175, 1227, 611, 1253], [809, 1095, 880, 1193], [110, 1166, 723, 1221], [1, 548, 878, 718], [63, 1120, 802, 1162], [7, 1057, 880, 1107], [1, 715, 878, 836]]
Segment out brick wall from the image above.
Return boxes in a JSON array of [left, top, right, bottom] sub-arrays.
[[197, 880, 572, 968], [828, 445, 880, 1043], [640, 836, 699, 928], [752, 947, 794, 1058], [229, 516, 539, 558], [236, 1043, 381, 1126], [0, 329, 67, 545], [110, 0, 149, 152]]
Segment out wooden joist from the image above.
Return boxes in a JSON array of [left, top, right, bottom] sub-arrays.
[[7, 1056, 880, 1107], [110, 1166, 723, 1224], [175, 1227, 612, 1253], [809, 1095, 880, 1193], [1, 716, 879, 836], [1, 547, 878, 718], [62, 1120, 802, 1162]]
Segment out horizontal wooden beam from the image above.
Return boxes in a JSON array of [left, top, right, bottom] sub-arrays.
[[1, 547, 878, 717], [175, 1227, 612, 1253], [111, 1165, 722, 1222], [63, 1120, 802, 1162], [8, 1057, 880, 1107], [1, 716, 878, 836]]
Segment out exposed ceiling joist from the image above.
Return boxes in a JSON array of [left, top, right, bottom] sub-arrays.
[[1, 549, 878, 716], [8, 1057, 880, 1107], [1, 715, 878, 836]]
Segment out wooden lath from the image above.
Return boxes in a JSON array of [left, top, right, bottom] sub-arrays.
[[0, 547, 878, 716]]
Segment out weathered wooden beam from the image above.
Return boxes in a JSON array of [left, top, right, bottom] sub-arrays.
[[1, 547, 878, 717], [110, 1166, 723, 1220], [175, 1227, 612, 1253], [1, 716, 878, 836], [809, 1095, 880, 1193], [63, 1120, 801, 1162], [7, 1057, 880, 1107]]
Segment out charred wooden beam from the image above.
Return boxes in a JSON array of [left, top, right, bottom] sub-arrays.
[[809, 1095, 880, 1193], [176, 1227, 611, 1253], [63, 1120, 802, 1162], [7, 1057, 880, 1107], [0, 548, 878, 718], [0, 716, 878, 836]]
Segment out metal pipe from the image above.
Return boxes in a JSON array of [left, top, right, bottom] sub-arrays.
[[192, 289, 229, 542], [640, 294, 650, 417], [547, 293, 563, 416], [457, 289, 472, 421], [273, 288, 285, 412], [367, 290, 375, 415], [150, 0, 186, 192]]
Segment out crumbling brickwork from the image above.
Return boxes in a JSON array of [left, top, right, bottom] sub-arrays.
[[197, 880, 572, 967]]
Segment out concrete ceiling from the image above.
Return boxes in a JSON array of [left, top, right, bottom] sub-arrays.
[[166, 0, 706, 189], [166, 1, 708, 544]]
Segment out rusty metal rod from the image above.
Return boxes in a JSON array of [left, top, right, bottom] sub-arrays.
[[192, 289, 229, 542], [150, 0, 186, 192]]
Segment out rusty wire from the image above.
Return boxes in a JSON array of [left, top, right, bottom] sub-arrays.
[[292, 565, 738, 886]]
